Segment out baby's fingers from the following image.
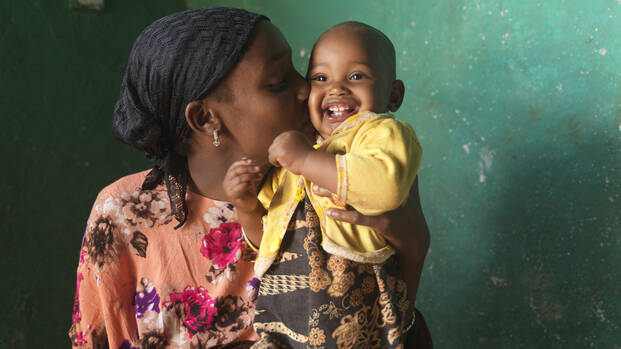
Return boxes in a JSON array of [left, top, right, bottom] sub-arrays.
[[227, 160, 261, 177], [230, 172, 263, 186], [228, 182, 255, 197]]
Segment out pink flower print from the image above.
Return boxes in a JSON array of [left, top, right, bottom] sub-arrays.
[[200, 222, 243, 269], [166, 286, 217, 338], [74, 331, 88, 347], [72, 273, 84, 324], [72, 309, 82, 325], [79, 248, 87, 264]]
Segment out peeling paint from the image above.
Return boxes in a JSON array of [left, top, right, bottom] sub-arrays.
[[463, 143, 471, 154], [490, 276, 507, 287]]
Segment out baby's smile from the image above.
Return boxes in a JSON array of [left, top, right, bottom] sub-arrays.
[[322, 98, 360, 124]]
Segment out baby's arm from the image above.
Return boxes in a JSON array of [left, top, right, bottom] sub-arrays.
[[268, 130, 338, 193], [268, 120, 422, 216], [222, 158, 266, 247], [336, 119, 421, 215]]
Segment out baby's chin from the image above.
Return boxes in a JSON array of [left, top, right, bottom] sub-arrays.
[[310, 112, 347, 139], [316, 123, 338, 140]]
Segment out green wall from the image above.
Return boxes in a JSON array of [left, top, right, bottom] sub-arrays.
[[1, 0, 619, 348], [185, 1, 621, 348], [0, 1, 185, 347]]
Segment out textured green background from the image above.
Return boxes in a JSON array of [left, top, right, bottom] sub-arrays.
[[0, 1, 184, 347], [1, 0, 620, 348]]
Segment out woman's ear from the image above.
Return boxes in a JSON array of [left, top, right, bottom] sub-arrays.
[[388, 80, 405, 112], [185, 100, 221, 135]]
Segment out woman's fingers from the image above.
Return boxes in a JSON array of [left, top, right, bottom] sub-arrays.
[[313, 184, 391, 231], [311, 184, 333, 197], [325, 208, 390, 232]]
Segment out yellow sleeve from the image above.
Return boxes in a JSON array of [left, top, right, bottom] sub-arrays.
[[337, 118, 422, 216], [257, 167, 286, 210]]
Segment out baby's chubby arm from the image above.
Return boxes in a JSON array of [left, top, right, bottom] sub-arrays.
[[339, 119, 421, 215], [222, 158, 266, 247], [268, 130, 338, 193]]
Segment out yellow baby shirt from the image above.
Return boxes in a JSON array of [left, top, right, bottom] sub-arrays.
[[254, 111, 422, 277]]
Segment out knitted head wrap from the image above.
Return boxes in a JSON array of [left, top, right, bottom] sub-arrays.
[[112, 7, 268, 228]]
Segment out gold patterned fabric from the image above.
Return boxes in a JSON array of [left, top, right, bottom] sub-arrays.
[[252, 198, 410, 349]]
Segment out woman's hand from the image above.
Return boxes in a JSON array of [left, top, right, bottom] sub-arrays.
[[312, 177, 430, 301]]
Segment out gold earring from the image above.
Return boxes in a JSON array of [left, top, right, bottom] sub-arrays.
[[213, 130, 221, 147]]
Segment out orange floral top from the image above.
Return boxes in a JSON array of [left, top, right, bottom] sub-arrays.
[[69, 170, 259, 349]]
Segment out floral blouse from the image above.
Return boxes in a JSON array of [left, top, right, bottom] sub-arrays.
[[69, 171, 259, 349]]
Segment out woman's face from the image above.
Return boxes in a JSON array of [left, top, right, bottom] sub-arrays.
[[217, 21, 311, 165]]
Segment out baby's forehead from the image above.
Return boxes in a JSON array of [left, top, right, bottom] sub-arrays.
[[319, 23, 389, 51], [314, 22, 396, 76]]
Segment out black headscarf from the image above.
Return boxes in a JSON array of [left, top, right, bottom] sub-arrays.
[[112, 7, 267, 228]]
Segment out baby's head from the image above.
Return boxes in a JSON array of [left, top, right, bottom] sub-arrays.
[[308, 22, 404, 138]]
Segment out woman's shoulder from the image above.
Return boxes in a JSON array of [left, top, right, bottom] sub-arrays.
[[95, 169, 157, 201], [87, 169, 173, 233]]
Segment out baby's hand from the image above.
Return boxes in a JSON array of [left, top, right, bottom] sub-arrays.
[[223, 158, 263, 213], [268, 130, 314, 174]]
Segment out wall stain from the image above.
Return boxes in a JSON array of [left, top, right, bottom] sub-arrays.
[[529, 104, 542, 121], [561, 117, 581, 143]]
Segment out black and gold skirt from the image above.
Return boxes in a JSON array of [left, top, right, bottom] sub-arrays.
[[252, 198, 412, 349]]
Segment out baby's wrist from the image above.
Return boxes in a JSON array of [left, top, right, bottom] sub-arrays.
[[235, 199, 261, 215], [294, 148, 315, 175]]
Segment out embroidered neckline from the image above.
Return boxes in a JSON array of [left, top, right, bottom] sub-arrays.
[[315, 111, 394, 145]]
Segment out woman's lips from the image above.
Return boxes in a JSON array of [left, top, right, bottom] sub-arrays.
[[323, 103, 359, 123]]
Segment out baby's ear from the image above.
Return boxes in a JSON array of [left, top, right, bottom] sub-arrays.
[[388, 80, 405, 112]]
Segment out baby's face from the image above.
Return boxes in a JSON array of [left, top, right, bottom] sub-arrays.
[[308, 31, 393, 138]]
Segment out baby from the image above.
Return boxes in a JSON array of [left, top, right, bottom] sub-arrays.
[[225, 22, 422, 348]]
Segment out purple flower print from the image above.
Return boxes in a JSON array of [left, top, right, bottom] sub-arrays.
[[246, 277, 261, 301], [118, 340, 140, 349], [135, 280, 160, 319]]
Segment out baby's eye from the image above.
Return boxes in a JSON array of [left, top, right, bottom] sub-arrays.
[[349, 73, 366, 80], [311, 74, 327, 82]]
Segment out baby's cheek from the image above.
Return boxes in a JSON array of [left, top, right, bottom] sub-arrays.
[[307, 88, 321, 108]]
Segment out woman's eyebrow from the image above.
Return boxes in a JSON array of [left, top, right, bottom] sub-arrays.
[[268, 47, 291, 63]]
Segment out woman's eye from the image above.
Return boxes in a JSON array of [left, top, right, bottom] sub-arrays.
[[350, 73, 365, 80], [267, 79, 288, 92]]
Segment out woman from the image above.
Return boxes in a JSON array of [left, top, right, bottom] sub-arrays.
[[69, 7, 431, 349]]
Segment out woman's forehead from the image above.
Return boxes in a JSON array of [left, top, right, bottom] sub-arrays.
[[245, 21, 291, 66]]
